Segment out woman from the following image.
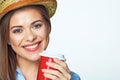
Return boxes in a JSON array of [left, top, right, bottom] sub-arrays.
[[0, 0, 80, 80]]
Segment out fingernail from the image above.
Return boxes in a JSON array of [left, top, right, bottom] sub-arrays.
[[46, 62, 49, 65], [42, 69, 45, 72], [54, 58, 59, 62]]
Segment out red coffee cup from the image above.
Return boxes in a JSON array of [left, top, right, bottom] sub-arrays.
[[37, 51, 66, 80]]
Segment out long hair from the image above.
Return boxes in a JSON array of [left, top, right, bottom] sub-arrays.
[[0, 5, 51, 80]]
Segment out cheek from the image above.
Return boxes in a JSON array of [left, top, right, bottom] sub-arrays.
[[37, 27, 50, 39], [38, 28, 50, 47], [9, 34, 23, 46]]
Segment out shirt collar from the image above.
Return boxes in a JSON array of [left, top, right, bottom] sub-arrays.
[[16, 67, 25, 80]]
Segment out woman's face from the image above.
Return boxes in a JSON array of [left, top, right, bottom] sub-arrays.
[[9, 8, 50, 61]]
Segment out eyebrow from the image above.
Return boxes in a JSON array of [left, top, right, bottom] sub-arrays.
[[10, 26, 22, 30], [10, 20, 43, 30], [31, 20, 43, 25]]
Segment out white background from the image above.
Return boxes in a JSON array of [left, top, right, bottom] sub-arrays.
[[47, 0, 120, 80]]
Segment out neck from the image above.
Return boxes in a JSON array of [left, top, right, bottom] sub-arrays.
[[17, 57, 39, 80]]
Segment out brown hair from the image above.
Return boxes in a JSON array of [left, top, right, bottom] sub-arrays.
[[0, 5, 51, 80]]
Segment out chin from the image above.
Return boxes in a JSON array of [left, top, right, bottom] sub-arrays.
[[27, 55, 40, 62]]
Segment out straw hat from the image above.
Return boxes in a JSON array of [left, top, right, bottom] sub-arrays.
[[0, 0, 57, 20]]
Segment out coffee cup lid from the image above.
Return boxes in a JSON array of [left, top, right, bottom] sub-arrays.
[[39, 50, 66, 61]]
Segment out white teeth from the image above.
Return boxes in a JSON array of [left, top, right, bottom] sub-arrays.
[[25, 44, 38, 49]]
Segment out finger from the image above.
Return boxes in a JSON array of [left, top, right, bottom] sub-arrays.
[[43, 69, 71, 80], [44, 73, 59, 80], [42, 69, 63, 79], [46, 61, 71, 78], [54, 58, 70, 72]]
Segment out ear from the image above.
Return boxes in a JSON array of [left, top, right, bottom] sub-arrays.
[[48, 26, 51, 34], [8, 42, 11, 45], [7, 40, 11, 45]]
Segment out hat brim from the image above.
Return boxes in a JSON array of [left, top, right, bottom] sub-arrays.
[[0, 0, 57, 20]]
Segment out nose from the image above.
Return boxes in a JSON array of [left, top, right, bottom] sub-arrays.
[[25, 29, 36, 42]]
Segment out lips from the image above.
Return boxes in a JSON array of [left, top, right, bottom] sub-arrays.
[[23, 41, 41, 52]]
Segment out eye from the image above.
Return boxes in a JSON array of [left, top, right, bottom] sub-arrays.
[[33, 24, 42, 29], [13, 29, 22, 33]]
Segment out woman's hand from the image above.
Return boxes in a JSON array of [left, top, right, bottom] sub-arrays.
[[42, 58, 71, 80]]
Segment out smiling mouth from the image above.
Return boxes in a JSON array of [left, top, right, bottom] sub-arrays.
[[23, 41, 42, 52], [25, 43, 38, 49]]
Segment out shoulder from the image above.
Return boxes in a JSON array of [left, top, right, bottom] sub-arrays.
[[70, 71, 81, 80]]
